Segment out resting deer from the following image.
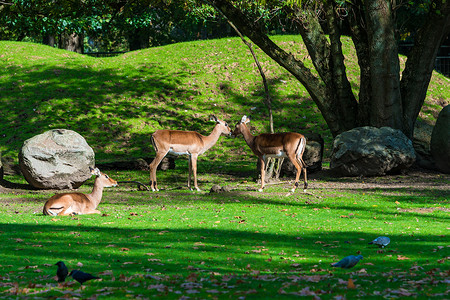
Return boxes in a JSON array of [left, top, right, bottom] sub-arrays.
[[43, 167, 117, 216], [149, 115, 231, 191], [233, 115, 307, 193]]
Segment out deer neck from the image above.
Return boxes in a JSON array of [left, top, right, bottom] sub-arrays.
[[240, 124, 256, 148], [201, 124, 223, 153], [87, 179, 104, 208]]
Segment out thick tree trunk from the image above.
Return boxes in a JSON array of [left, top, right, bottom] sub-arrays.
[[400, 1, 450, 139], [128, 28, 150, 51], [364, 0, 403, 131], [348, 0, 372, 126], [43, 35, 56, 47], [58, 32, 84, 53]]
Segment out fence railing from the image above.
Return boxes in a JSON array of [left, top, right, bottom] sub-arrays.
[[84, 47, 450, 77], [84, 51, 127, 57], [399, 44, 450, 77], [434, 57, 450, 77]]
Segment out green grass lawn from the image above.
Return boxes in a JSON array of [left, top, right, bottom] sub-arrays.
[[0, 37, 449, 298], [0, 166, 448, 299], [1, 36, 449, 164]]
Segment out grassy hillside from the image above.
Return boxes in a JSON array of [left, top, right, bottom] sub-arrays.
[[0, 36, 448, 164]]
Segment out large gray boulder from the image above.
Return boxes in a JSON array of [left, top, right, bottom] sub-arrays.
[[330, 126, 416, 176], [19, 129, 95, 189], [431, 105, 450, 173]]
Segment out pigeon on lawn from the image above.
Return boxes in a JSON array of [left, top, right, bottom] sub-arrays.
[[331, 255, 363, 269], [368, 236, 390, 248], [55, 261, 69, 282], [69, 270, 100, 285]]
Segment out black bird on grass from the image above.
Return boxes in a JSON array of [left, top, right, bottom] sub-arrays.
[[55, 261, 69, 282], [69, 270, 100, 285]]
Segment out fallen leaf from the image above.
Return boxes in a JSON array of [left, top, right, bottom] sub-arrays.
[[347, 278, 356, 289], [397, 255, 410, 260]]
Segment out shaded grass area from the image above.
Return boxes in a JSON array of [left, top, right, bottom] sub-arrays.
[[0, 169, 448, 298]]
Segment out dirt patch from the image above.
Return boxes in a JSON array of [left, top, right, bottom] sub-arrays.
[[399, 207, 450, 213]]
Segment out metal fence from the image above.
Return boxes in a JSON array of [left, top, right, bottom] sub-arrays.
[[399, 44, 450, 77], [435, 57, 450, 77], [84, 47, 450, 77], [84, 51, 126, 57]]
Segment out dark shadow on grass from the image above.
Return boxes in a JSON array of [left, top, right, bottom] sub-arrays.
[[0, 59, 223, 162], [0, 221, 447, 279]]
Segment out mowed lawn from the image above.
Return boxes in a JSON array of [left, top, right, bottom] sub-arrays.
[[0, 36, 449, 298], [0, 164, 448, 299]]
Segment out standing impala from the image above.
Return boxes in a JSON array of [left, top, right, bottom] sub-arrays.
[[149, 115, 231, 191], [43, 167, 117, 216], [233, 115, 307, 193]]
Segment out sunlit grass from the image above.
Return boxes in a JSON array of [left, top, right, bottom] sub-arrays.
[[0, 169, 448, 298]]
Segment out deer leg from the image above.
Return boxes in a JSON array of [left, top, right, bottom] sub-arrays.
[[149, 151, 168, 191], [258, 156, 265, 192], [288, 154, 302, 193], [84, 209, 102, 215], [191, 154, 200, 191], [299, 157, 308, 191], [188, 155, 192, 190]]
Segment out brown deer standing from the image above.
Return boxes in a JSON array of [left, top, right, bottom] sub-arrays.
[[233, 115, 307, 193], [43, 167, 117, 216], [149, 115, 231, 191]]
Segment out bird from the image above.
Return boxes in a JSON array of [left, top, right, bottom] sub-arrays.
[[55, 261, 69, 282], [331, 255, 363, 269], [368, 236, 390, 248], [69, 270, 100, 285]]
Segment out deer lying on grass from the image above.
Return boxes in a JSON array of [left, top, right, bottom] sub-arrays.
[[149, 115, 231, 191], [43, 167, 117, 216], [233, 115, 307, 193]]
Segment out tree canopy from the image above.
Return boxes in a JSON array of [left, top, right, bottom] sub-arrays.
[[1, 0, 448, 138], [208, 0, 450, 138]]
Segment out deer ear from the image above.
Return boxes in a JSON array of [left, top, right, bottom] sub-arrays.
[[90, 167, 101, 176], [241, 115, 250, 124], [209, 115, 218, 123]]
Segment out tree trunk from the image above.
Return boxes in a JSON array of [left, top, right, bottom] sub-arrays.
[[364, 0, 403, 131], [400, 1, 450, 138], [58, 32, 84, 53], [43, 34, 55, 47], [128, 28, 150, 51]]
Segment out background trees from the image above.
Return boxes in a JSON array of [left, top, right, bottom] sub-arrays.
[[1, 0, 448, 139], [208, 0, 450, 139]]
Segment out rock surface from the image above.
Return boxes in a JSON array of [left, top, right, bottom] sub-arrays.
[[19, 129, 95, 189], [330, 126, 416, 176], [413, 120, 435, 170], [431, 105, 450, 173]]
